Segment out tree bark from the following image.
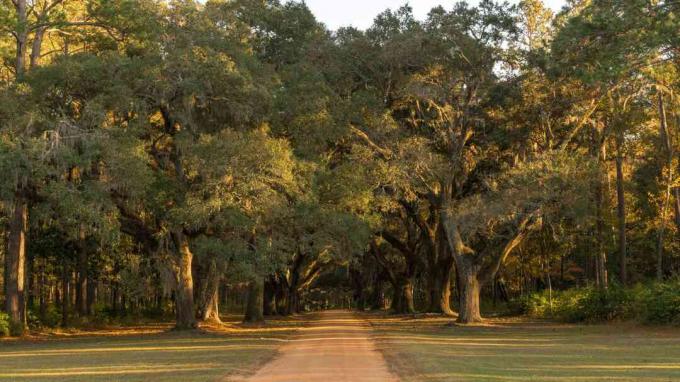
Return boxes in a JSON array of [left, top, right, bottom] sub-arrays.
[[615, 140, 627, 285], [457, 264, 483, 323], [244, 278, 264, 323], [14, 0, 28, 81], [391, 277, 415, 314], [657, 91, 673, 281], [61, 262, 70, 328], [173, 233, 197, 330], [275, 282, 289, 315], [5, 199, 27, 335], [87, 277, 96, 316], [76, 231, 88, 316], [263, 277, 278, 316], [594, 136, 609, 289], [199, 261, 221, 323]]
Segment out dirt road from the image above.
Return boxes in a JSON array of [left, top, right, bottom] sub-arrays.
[[240, 310, 399, 382]]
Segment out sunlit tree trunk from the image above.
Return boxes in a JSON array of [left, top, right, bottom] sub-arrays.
[[5, 199, 28, 335], [173, 233, 197, 329], [657, 91, 673, 281], [199, 260, 221, 323], [615, 137, 627, 285], [457, 263, 483, 324]]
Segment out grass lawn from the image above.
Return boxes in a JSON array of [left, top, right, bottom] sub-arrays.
[[0, 315, 304, 382], [367, 314, 680, 382]]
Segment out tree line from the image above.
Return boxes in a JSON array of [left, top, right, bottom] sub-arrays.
[[1, 0, 679, 335]]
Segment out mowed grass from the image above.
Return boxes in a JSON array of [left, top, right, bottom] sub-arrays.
[[0, 315, 305, 382], [367, 314, 680, 382]]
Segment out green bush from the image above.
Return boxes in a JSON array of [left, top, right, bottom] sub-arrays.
[[28, 304, 62, 328], [519, 285, 633, 322], [514, 280, 680, 325], [634, 280, 680, 324], [0, 312, 10, 337]]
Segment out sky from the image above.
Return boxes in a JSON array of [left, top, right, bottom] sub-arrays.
[[297, 0, 567, 30]]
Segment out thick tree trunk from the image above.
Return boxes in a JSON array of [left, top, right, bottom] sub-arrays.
[[5, 199, 27, 335], [263, 278, 277, 316], [438, 257, 455, 316], [201, 287, 220, 323], [287, 289, 300, 315], [244, 278, 264, 323], [428, 230, 456, 316], [369, 276, 384, 310], [615, 145, 627, 285], [275, 284, 289, 315], [198, 260, 221, 323], [457, 266, 483, 324], [391, 278, 415, 314], [199, 276, 221, 323], [173, 234, 197, 330]]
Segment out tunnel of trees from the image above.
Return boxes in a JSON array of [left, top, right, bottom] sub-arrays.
[[1, 0, 680, 335]]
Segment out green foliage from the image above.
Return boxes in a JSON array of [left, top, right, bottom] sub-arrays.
[[27, 305, 61, 329], [633, 280, 680, 325], [516, 281, 680, 325], [512, 286, 633, 322], [0, 312, 9, 337]]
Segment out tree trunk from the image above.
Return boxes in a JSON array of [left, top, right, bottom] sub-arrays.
[[87, 277, 96, 316], [657, 91, 673, 281], [173, 233, 197, 330], [615, 141, 627, 285], [198, 260, 221, 323], [391, 278, 415, 314], [39, 258, 47, 321], [61, 263, 70, 328], [594, 132, 609, 289], [457, 266, 483, 324], [275, 284, 289, 315], [199, 275, 221, 323], [244, 278, 264, 323], [263, 278, 278, 316], [201, 287, 220, 323], [5, 199, 27, 335], [369, 276, 384, 310], [429, 227, 456, 315], [438, 257, 455, 316], [76, 237, 88, 316], [287, 289, 300, 315], [14, 0, 27, 81]]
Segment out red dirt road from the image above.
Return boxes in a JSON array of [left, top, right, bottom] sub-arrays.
[[240, 310, 399, 382]]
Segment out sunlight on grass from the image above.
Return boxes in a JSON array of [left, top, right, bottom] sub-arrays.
[[0, 320, 299, 382], [367, 314, 680, 382]]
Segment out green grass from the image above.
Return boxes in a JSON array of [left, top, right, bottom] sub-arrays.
[[367, 315, 680, 382], [0, 315, 302, 382]]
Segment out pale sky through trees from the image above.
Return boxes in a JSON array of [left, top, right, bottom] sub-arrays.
[[297, 0, 566, 30]]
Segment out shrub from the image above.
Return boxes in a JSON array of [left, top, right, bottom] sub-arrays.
[[0, 312, 9, 337], [514, 281, 680, 325], [635, 280, 680, 324], [511, 285, 631, 322]]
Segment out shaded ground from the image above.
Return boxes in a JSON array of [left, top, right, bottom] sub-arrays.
[[0, 315, 304, 382], [238, 310, 398, 382], [367, 314, 680, 382]]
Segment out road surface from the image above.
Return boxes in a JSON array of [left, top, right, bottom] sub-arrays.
[[241, 310, 399, 382]]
